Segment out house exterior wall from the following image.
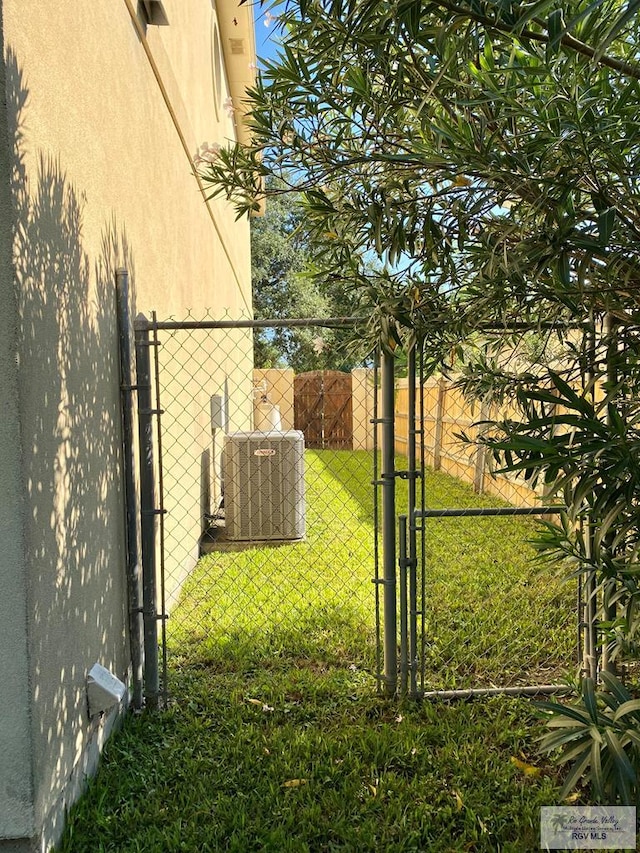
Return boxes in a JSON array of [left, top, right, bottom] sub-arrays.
[[0, 8, 35, 847], [0, 1, 254, 849]]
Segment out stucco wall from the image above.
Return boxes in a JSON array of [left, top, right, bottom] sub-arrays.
[[0, 0, 254, 848], [0, 7, 35, 845], [352, 368, 376, 451], [254, 368, 296, 430]]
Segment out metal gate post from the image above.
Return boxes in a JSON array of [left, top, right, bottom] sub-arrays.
[[399, 515, 409, 695], [581, 319, 599, 681], [116, 270, 143, 710], [381, 347, 397, 697], [602, 314, 619, 676], [134, 313, 160, 709], [418, 346, 428, 693], [372, 353, 382, 692], [406, 341, 419, 697]]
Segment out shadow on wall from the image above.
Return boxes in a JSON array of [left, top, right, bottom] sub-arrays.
[[6, 47, 137, 832]]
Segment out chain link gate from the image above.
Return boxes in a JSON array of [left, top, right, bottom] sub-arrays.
[[394, 339, 580, 700], [117, 284, 580, 708]]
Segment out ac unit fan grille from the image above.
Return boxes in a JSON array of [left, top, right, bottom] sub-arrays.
[[222, 431, 306, 541]]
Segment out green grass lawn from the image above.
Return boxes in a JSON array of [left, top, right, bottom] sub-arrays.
[[168, 449, 574, 689], [167, 451, 381, 673], [58, 450, 576, 852], [59, 669, 565, 852]]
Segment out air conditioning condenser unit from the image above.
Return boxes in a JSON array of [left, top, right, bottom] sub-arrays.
[[222, 430, 306, 541]]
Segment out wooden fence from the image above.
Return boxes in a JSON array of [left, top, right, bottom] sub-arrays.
[[253, 368, 376, 451], [254, 369, 545, 507], [294, 370, 353, 449], [395, 377, 544, 507]]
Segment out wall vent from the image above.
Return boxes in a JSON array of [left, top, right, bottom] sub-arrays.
[[222, 431, 306, 541], [229, 38, 246, 55]]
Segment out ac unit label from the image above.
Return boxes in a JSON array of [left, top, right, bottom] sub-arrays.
[[254, 448, 277, 457]]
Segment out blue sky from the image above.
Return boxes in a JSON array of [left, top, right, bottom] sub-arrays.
[[253, 4, 281, 67]]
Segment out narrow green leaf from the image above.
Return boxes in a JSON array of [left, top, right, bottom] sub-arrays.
[[559, 750, 592, 800], [593, 0, 640, 63], [604, 729, 636, 782], [582, 678, 599, 723], [564, 0, 607, 35], [557, 252, 571, 286], [548, 371, 590, 413], [547, 9, 566, 54], [590, 738, 605, 801], [537, 701, 592, 726], [600, 672, 632, 704], [598, 208, 616, 246], [613, 700, 640, 724]]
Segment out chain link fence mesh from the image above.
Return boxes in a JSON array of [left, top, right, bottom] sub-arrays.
[[149, 315, 576, 695], [153, 314, 380, 686], [401, 364, 576, 694]]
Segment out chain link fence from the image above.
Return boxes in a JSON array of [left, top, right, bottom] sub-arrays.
[[141, 314, 576, 700], [151, 315, 381, 691]]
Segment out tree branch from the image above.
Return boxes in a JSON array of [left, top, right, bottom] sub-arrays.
[[435, 1, 640, 81]]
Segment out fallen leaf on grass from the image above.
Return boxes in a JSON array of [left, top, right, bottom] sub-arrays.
[[452, 790, 464, 811], [245, 698, 275, 712], [282, 779, 308, 788], [510, 756, 541, 777]]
